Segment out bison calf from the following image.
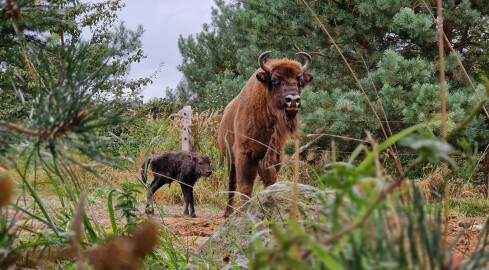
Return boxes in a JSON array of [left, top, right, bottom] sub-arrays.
[[142, 151, 212, 217]]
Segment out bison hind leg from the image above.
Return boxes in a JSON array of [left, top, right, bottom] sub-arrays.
[[224, 164, 237, 218], [146, 176, 167, 215], [145, 192, 155, 214]]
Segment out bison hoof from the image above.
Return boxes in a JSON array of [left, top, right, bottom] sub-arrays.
[[223, 211, 233, 218], [183, 212, 197, 218], [145, 205, 154, 215]]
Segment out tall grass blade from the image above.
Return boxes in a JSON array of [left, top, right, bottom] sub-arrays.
[[107, 189, 118, 235], [14, 165, 62, 239]]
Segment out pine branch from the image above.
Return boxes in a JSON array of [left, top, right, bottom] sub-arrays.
[[420, 0, 489, 121], [0, 110, 88, 139], [300, 0, 405, 176]]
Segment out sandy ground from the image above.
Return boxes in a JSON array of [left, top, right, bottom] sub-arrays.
[[7, 195, 489, 259], [447, 217, 489, 259], [152, 208, 226, 251], [8, 196, 226, 252]]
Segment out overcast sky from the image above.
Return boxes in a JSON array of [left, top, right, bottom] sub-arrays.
[[116, 0, 217, 101]]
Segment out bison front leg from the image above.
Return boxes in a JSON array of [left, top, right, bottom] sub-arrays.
[[181, 184, 196, 218], [258, 151, 281, 187], [258, 134, 283, 187], [235, 152, 258, 205]]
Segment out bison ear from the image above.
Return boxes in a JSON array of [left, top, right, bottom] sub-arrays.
[[256, 72, 269, 85], [303, 73, 314, 87]]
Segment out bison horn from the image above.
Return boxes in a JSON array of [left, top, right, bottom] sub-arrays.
[[258, 51, 273, 74], [296, 52, 312, 73]]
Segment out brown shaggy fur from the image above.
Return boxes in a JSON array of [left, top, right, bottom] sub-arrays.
[[218, 57, 313, 217]]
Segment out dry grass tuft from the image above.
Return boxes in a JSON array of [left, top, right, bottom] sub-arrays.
[[277, 153, 320, 186], [417, 167, 487, 205], [86, 221, 160, 270], [168, 108, 222, 151], [0, 171, 14, 207], [417, 168, 443, 201], [448, 180, 486, 201], [131, 221, 160, 258]]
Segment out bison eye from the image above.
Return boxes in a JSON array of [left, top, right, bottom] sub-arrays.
[[298, 77, 305, 87], [271, 76, 281, 85]]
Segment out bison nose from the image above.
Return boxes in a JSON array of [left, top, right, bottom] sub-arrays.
[[207, 170, 212, 176], [285, 94, 301, 108]]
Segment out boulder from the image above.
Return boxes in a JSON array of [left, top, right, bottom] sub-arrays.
[[197, 182, 333, 268]]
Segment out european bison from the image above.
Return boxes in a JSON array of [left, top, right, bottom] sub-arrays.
[[218, 51, 313, 217], [142, 151, 212, 217]]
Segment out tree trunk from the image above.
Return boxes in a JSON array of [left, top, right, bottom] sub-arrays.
[[483, 147, 489, 198], [443, 22, 453, 54]]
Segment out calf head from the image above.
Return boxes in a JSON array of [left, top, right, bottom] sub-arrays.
[[195, 154, 212, 177], [256, 51, 314, 118]]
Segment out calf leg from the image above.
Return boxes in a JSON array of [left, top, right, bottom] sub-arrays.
[[224, 164, 236, 218], [146, 176, 166, 214], [181, 184, 196, 217]]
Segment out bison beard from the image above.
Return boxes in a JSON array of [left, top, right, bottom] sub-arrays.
[[218, 51, 313, 217], [142, 151, 212, 217]]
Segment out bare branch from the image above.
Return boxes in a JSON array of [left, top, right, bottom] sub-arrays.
[[0, 110, 88, 139]]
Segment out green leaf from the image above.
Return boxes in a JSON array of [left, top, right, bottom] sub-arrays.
[[311, 244, 343, 270], [359, 124, 425, 170], [107, 189, 118, 235]]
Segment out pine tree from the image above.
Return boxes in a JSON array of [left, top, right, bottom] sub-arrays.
[[0, 0, 150, 118], [176, 0, 489, 152], [0, 0, 150, 160], [0, 0, 151, 158], [0, 1, 155, 266]]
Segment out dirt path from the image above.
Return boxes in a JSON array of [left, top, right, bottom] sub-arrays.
[[84, 203, 226, 251], [9, 195, 489, 257], [153, 208, 225, 251], [9, 195, 226, 252], [447, 217, 489, 259]]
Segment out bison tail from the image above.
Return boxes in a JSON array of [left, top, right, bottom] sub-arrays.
[[141, 158, 152, 184]]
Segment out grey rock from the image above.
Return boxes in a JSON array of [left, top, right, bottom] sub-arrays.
[[197, 182, 333, 269]]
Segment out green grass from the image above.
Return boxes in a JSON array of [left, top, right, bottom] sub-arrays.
[[449, 197, 489, 217]]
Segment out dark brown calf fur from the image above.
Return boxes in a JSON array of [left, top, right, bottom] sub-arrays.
[[142, 151, 212, 217], [218, 51, 313, 217]]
